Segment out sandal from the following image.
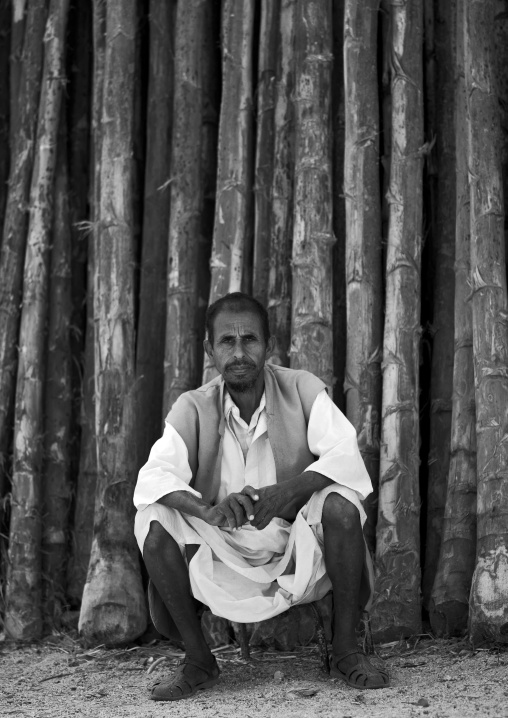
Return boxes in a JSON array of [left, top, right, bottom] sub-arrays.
[[150, 656, 221, 701], [330, 650, 390, 689]]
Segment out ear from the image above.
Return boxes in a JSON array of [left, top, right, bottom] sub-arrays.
[[265, 335, 276, 359], [204, 338, 213, 360]]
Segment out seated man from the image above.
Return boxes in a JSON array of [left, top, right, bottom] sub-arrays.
[[134, 292, 389, 700]]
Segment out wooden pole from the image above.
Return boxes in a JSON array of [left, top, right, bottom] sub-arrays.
[[465, 0, 508, 643], [372, 0, 424, 641], [0, 0, 11, 231], [78, 0, 146, 645], [4, 0, 70, 639], [203, 0, 255, 383], [430, 0, 476, 636], [343, 0, 382, 553], [135, 0, 175, 459], [268, 0, 296, 367], [252, 0, 280, 306], [290, 0, 335, 390]]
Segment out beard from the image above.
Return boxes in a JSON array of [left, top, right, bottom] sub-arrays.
[[224, 360, 259, 392]]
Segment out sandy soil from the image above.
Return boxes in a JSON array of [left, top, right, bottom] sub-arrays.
[[1, 633, 507, 718]]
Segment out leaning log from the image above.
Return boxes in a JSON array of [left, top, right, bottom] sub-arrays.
[[465, 0, 508, 643], [78, 0, 146, 645], [4, 0, 69, 639], [290, 0, 335, 390], [372, 0, 424, 640]]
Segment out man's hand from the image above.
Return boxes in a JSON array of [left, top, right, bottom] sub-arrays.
[[241, 484, 295, 530], [202, 492, 256, 530]]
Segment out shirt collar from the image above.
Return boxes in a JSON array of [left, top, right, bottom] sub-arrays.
[[223, 389, 266, 428]]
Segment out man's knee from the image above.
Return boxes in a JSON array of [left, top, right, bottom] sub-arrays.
[[143, 519, 171, 558], [322, 493, 361, 532]]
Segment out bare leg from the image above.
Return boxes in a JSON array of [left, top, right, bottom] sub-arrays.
[[322, 493, 364, 661], [143, 521, 217, 695]]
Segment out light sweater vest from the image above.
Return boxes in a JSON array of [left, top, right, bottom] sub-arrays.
[[166, 364, 326, 504]]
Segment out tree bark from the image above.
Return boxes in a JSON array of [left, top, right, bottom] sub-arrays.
[[372, 0, 424, 641], [42, 110, 73, 626], [290, 0, 335, 390], [0, 0, 47, 511], [429, 0, 476, 636], [343, 0, 382, 554], [465, 0, 508, 644], [422, 0, 456, 611], [163, 0, 210, 413], [9, 0, 26, 147], [331, 0, 346, 410], [4, 0, 69, 640], [203, 0, 255, 383], [66, 0, 103, 605], [78, 0, 146, 645], [252, 0, 280, 306], [0, 0, 11, 233], [135, 0, 175, 462], [268, 0, 296, 367]]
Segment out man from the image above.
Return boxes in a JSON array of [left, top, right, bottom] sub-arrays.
[[134, 292, 389, 700]]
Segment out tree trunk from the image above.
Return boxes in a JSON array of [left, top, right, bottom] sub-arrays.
[[0, 0, 11, 232], [9, 0, 26, 147], [343, 0, 382, 554], [252, 0, 279, 306], [268, 0, 296, 367], [429, 0, 477, 636], [42, 110, 73, 626], [372, 0, 424, 641], [422, 0, 456, 611], [465, 0, 508, 644], [331, 0, 346, 410], [289, 0, 334, 390], [4, 0, 69, 640], [135, 0, 175, 460], [203, 0, 255, 383], [78, 0, 146, 645], [0, 0, 47, 510], [163, 0, 210, 413], [66, 0, 103, 605]]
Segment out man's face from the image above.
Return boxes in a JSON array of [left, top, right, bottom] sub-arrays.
[[204, 310, 274, 393]]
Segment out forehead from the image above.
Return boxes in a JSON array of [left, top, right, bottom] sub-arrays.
[[212, 310, 264, 337]]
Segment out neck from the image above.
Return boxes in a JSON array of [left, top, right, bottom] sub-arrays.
[[225, 371, 265, 424]]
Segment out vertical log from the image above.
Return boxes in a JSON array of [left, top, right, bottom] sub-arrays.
[[0, 0, 47, 509], [66, 0, 104, 604], [422, 0, 456, 610], [9, 0, 26, 146], [78, 0, 147, 644], [163, 0, 214, 412], [135, 0, 175, 462], [42, 111, 73, 625], [430, 0, 477, 635], [203, 0, 255, 383], [343, 0, 382, 553], [290, 0, 334, 389], [252, 0, 279, 305], [4, 0, 69, 640], [0, 0, 11, 231], [465, 0, 508, 643], [372, 0, 424, 640], [268, 0, 296, 367], [331, 0, 346, 409]]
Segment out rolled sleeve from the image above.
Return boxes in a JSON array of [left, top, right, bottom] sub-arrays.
[[304, 390, 373, 501], [133, 422, 202, 511]]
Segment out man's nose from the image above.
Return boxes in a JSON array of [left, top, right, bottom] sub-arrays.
[[232, 338, 246, 359]]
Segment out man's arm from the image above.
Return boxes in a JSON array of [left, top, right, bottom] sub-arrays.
[[157, 489, 256, 530]]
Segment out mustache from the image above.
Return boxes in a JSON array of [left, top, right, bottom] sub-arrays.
[[226, 359, 256, 370]]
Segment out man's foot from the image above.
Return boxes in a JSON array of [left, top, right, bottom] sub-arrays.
[[330, 650, 390, 689], [150, 656, 220, 701]]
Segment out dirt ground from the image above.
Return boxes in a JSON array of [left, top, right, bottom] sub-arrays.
[[1, 633, 507, 718]]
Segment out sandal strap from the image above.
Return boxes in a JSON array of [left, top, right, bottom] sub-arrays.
[[178, 656, 219, 674]]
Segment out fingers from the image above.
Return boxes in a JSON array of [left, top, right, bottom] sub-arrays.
[[219, 502, 238, 529], [235, 494, 255, 522], [242, 485, 260, 502]]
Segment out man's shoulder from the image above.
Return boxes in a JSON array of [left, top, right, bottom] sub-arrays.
[[265, 363, 326, 391]]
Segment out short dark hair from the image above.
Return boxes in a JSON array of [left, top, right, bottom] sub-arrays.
[[205, 292, 270, 345]]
